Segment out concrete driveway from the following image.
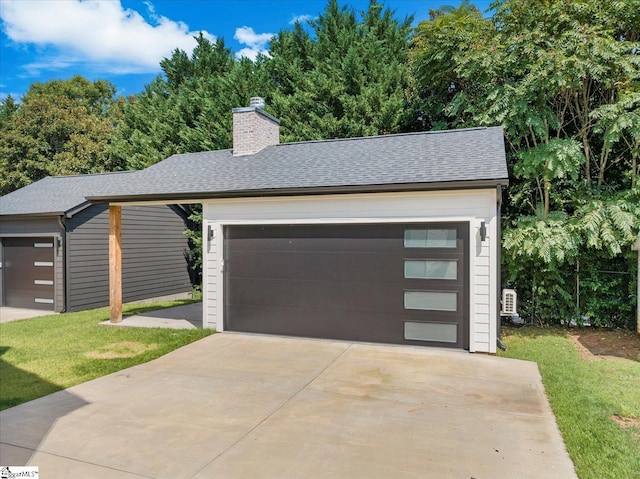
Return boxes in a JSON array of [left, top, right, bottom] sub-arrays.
[[0, 307, 57, 324], [0, 334, 577, 479]]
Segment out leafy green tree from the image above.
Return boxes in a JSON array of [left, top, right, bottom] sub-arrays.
[[411, 0, 640, 326], [25, 76, 116, 116], [592, 92, 640, 188], [410, 1, 491, 131], [0, 76, 121, 195]]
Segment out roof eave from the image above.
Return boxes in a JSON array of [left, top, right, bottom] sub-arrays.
[[0, 212, 65, 220], [86, 178, 510, 204], [0, 200, 93, 219]]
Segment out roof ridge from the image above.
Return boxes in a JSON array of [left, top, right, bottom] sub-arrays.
[[269, 126, 496, 148], [40, 170, 140, 180], [158, 127, 501, 158]]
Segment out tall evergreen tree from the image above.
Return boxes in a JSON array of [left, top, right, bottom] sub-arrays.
[[110, 35, 272, 170], [269, 0, 416, 142], [0, 95, 18, 129]]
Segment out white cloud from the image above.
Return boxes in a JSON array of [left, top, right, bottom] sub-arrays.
[[289, 14, 314, 25], [21, 58, 76, 76], [0, 0, 215, 74], [233, 26, 274, 61]]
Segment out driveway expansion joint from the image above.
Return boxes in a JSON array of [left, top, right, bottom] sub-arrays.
[[189, 342, 354, 477]]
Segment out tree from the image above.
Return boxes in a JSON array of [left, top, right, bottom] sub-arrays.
[[410, 1, 491, 131], [411, 0, 640, 326], [0, 95, 18, 129], [0, 76, 121, 195], [110, 35, 272, 170], [24, 76, 116, 116], [268, 0, 416, 142]]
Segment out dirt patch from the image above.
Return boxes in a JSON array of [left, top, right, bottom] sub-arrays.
[[85, 342, 158, 359], [570, 329, 640, 362], [611, 415, 640, 428]]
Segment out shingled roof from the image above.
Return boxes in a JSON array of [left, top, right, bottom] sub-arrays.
[[0, 171, 137, 217], [88, 126, 508, 203], [1, 126, 508, 215]]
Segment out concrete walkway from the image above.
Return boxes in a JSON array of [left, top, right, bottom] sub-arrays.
[[0, 303, 201, 328], [0, 334, 577, 479], [101, 302, 203, 329], [0, 307, 57, 324]]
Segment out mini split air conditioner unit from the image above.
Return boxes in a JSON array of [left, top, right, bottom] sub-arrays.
[[501, 289, 517, 315], [501, 289, 524, 325]]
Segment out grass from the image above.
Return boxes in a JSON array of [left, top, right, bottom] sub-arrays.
[[0, 300, 213, 411], [498, 326, 640, 479]]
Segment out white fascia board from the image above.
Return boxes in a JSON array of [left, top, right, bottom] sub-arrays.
[[214, 216, 478, 226], [107, 199, 205, 207]]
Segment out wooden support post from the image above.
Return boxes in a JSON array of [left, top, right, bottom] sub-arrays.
[[109, 205, 122, 323]]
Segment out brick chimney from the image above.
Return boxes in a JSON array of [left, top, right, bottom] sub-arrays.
[[232, 97, 280, 156]]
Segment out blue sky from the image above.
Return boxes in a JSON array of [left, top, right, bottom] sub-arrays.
[[0, 0, 492, 101]]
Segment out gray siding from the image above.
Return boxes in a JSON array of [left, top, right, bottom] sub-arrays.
[[66, 204, 191, 312], [0, 216, 63, 236], [0, 216, 65, 311]]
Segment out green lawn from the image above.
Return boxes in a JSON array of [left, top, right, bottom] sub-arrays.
[[0, 300, 213, 411], [498, 327, 640, 479]]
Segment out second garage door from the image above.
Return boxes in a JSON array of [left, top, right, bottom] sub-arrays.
[[224, 223, 469, 348]]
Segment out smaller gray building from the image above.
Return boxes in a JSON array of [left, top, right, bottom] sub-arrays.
[[0, 172, 192, 312]]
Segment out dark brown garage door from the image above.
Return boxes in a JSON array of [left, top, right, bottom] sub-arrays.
[[224, 223, 469, 348], [3, 237, 55, 310]]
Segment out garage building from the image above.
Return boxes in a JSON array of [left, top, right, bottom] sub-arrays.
[[89, 99, 509, 352]]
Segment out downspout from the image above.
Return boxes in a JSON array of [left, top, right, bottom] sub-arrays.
[[57, 215, 68, 313], [496, 184, 507, 352]]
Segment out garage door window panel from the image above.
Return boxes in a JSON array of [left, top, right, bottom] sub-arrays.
[[404, 290, 458, 311], [404, 321, 458, 343], [404, 259, 457, 280], [404, 228, 457, 249]]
